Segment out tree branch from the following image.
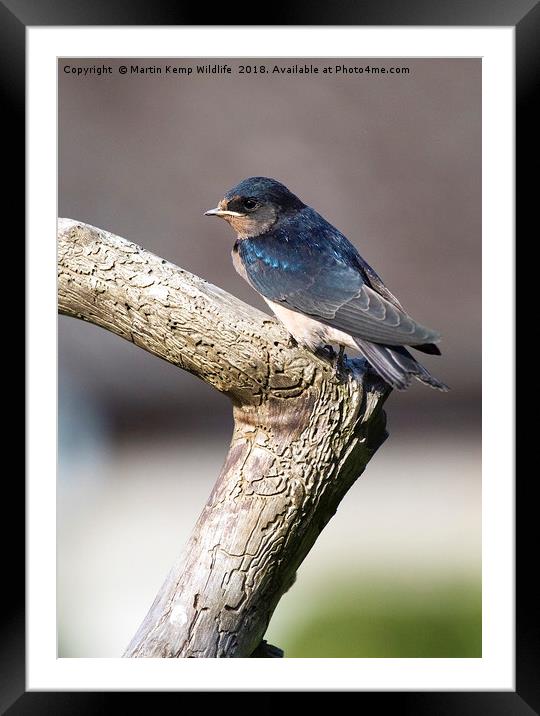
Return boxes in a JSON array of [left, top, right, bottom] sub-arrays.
[[58, 218, 390, 658]]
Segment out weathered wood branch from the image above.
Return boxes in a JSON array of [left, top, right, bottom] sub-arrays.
[[58, 218, 390, 658]]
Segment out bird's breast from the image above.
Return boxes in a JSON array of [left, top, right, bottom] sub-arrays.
[[231, 241, 249, 282], [264, 299, 357, 351]]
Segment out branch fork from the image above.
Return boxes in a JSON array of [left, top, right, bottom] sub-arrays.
[[58, 218, 389, 658]]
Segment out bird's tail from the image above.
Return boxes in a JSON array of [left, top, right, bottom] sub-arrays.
[[353, 338, 449, 391]]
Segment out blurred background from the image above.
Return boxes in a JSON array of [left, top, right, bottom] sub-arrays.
[[58, 58, 481, 658]]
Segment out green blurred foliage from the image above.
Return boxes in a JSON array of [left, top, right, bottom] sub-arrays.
[[279, 577, 481, 658]]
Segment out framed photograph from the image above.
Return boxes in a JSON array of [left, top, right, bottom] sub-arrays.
[[14, 0, 531, 710]]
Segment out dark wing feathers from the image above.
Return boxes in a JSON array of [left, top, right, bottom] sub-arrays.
[[414, 342, 442, 355], [238, 207, 441, 347], [327, 285, 438, 345], [354, 338, 449, 391], [355, 257, 405, 311]]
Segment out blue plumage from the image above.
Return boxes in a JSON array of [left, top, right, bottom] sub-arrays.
[[205, 177, 447, 391]]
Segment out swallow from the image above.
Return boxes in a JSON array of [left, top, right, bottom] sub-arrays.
[[205, 177, 448, 391]]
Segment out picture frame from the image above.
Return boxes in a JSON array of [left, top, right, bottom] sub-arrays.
[[12, 0, 531, 709]]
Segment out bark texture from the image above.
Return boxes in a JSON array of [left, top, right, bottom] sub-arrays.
[[58, 218, 390, 658]]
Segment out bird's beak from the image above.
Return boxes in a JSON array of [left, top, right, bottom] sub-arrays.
[[204, 207, 244, 217]]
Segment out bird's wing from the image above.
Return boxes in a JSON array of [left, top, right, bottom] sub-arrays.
[[239, 210, 440, 346], [355, 257, 405, 311]]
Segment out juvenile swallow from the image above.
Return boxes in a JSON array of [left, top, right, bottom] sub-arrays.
[[205, 177, 448, 391]]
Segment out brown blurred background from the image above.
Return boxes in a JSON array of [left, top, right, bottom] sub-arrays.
[[58, 58, 481, 658]]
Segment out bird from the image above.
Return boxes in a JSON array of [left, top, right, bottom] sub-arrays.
[[205, 177, 448, 391]]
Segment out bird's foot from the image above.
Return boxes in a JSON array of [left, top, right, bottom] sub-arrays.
[[287, 334, 298, 349], [334, 345, 348, 379], [316, 345, 347, 377], [317, 344, 336, 363]]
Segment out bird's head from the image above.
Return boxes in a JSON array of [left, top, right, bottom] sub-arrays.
[[205, 177, 305, 238]]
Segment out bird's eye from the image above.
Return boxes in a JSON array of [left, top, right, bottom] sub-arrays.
[[243, 198, 258, 211]]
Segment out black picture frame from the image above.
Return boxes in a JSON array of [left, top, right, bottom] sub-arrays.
[[11, 0, 531, 710]]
